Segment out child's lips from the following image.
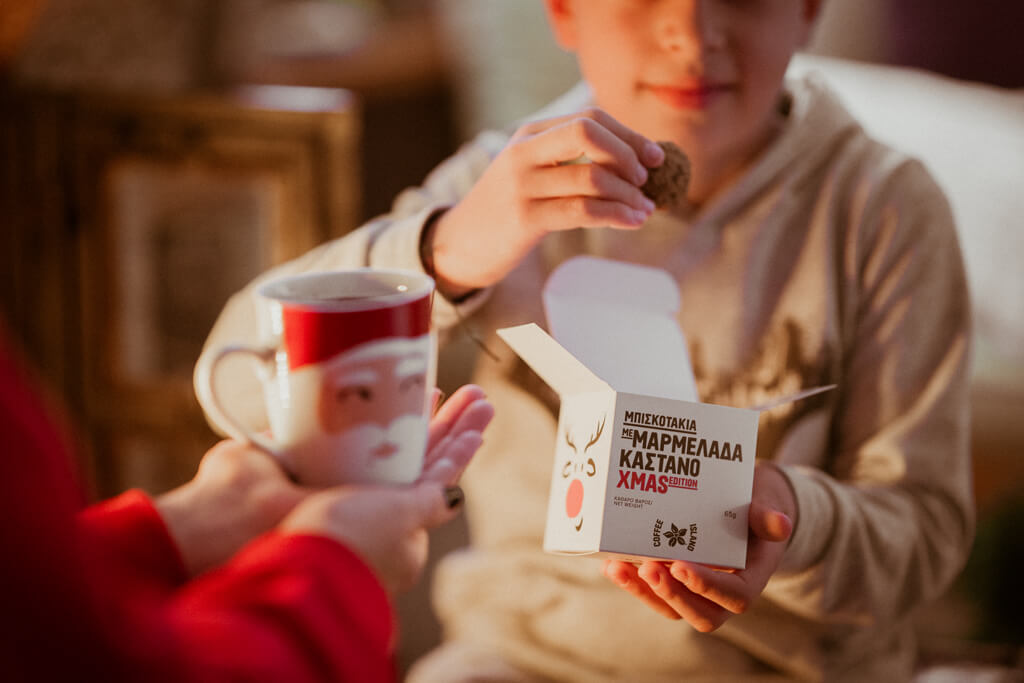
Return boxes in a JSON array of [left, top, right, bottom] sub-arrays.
[[372, 442, 398, 458], [646, 82, 732, 110]]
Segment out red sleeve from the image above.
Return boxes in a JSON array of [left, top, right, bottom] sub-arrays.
[[77, 490, 189, 597], [77, 494, 399, 682], [169, 532, 397, 683], [0, 327, 397, 682], [0, 328, 136, 681]]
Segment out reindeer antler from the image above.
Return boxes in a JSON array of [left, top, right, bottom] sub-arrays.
[[584, 414, 606, 451], [565, 429, 577, 452]]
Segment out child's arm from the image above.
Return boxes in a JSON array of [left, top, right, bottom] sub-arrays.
[[761, 166, 974, 626]]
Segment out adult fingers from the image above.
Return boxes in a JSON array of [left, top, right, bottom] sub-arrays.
[[445, 398, 494, 439], [425, 397, 493, 470], [201, 439, 312, 497], [420, 430, 484, 485], [426, 385, 487, 452], [394, 481, 465, 531]]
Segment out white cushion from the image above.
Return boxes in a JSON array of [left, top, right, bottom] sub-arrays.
[[788, 54, 1024, 378]]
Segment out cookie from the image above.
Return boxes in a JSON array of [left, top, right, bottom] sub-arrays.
[[641, 141, 692, 214]]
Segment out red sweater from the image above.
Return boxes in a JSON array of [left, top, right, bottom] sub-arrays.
[[0, 329, 396, 683]]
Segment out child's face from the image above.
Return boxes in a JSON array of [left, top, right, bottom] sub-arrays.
[[545, 0, 820, 177]]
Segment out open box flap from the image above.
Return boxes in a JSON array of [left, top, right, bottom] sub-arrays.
[[543, 256, 698, 402], [748, 384, 837, 412], [497, 323, 612, 397]]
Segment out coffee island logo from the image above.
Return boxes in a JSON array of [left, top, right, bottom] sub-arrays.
[[617, 409, 744, 494], [652, 518, 698, 552]]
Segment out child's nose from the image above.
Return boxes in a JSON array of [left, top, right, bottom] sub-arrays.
[[656, 0, 726, 56]]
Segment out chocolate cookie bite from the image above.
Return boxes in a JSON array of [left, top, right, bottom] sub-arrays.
[[641, 141, 692, 215]]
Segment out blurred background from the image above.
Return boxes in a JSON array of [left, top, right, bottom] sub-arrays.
[[2, 0, 1022, 679]]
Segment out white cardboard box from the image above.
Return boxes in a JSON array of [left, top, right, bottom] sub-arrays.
[[498, 257, 830, 569]]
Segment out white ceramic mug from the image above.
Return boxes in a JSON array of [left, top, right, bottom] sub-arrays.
[[197, 268, 436, 486]]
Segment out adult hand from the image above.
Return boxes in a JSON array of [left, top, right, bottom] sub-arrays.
[[422, 384, 495, 485], [156, 439, 309, 576], [279, 384, 494, 593], [602, 462, 796, 631], [278, 480, 461, 593], [158, 385, 493, 578], [429, 108, 664, 297]]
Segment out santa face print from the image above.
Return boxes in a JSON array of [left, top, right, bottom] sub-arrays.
[[561, 414, 606, 532], [312, 335, 433, 483]]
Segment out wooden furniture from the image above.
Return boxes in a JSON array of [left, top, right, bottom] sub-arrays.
[[0, 83, 361, 498], [214, 7, 459, 222]]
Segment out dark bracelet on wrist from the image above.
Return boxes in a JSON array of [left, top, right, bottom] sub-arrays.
[[418, 208, 480, 304], [419, 209, 444, 280]]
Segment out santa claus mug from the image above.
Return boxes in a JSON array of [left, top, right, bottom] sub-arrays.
[[197, 268, 436, 486]]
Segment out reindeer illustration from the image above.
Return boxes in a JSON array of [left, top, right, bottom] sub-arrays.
[[561, 413, 606, 532]]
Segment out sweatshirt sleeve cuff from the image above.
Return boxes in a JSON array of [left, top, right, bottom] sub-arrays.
[[78, 489, 189, 588], [367, 204, 490, 329], [774, 464, 836, 572]]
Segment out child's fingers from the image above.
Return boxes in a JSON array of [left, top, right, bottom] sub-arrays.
[[636, 561, 724, 631], [525, 116, 647, 186], [668, 526, 788, 619], [517, 108, 664, 168], [527, 163, 655, 213], [603, 560, 682, 621], [584, 108, 665, 167], [525, 196, 651, 231], [667, 561, 754, 618]]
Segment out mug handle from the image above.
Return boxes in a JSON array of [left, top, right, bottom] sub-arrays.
[[195, 344, 283, 458]]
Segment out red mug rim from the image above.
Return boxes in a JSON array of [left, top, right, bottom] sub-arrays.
[[258, 268, 435, 311]]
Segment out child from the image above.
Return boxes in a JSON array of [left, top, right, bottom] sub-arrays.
[[197, 0, 973, 680]]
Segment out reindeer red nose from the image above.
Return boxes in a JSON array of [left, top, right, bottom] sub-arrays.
[[565, 479, 584, 518]]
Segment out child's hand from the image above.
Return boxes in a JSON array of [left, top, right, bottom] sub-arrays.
[[429, 108, 665, 297], [601, 462, 796, 631]]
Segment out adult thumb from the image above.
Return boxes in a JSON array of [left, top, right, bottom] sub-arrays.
[[402, 482, 465, 531]]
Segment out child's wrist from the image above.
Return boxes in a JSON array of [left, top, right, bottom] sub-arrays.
[[755, 462, 799, 533], [419, 208, 479, 303]]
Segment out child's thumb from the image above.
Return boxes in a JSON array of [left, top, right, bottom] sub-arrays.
[[749, 500, 793, 543]]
